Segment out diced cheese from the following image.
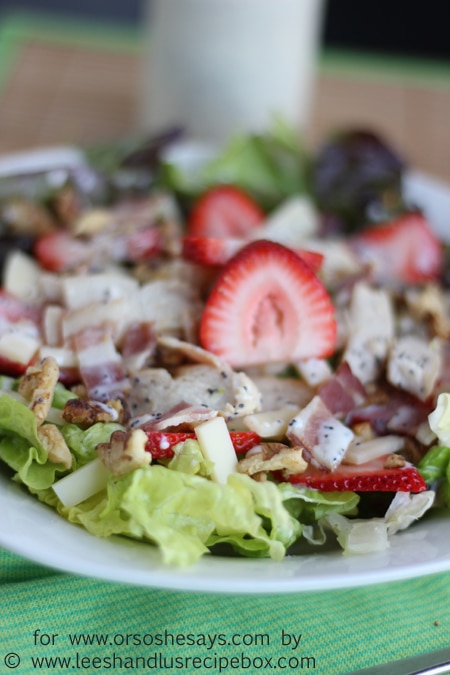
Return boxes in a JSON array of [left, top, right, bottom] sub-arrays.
[[42, 305, 64, 346], [343, 435, 404, 465], [61, 273, 139, 310], [0, 330, 40, 365], [195, 417, 237, 484], [52, 458, 109, 507], [39, 345, 78, 368], [3, 250, 43, 303]]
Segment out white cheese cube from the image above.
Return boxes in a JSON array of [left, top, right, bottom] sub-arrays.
[[195, 417, 237, 484], [52, 458, 109, 507]]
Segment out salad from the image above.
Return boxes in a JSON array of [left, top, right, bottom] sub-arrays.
[[0, 122, 449, 568]]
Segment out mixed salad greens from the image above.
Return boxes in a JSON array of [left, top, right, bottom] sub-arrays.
[[0, 121, 450, 567]]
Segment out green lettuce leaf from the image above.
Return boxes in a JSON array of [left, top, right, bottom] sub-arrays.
[[159, 117, 310, 211], [418, 445, 450, 507], [43, 465, 302, 566], [0, 395, 65, 489], [167, 439, 214, 477], [60, 422, 124, 467]]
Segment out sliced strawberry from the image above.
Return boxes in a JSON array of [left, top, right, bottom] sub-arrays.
[[199, 240, 336, 368], [145, 430, 261, 459], [123, 226, 163, 262], [288, 455, 427, 492], [34, 231, 88, 272], [229, 431, 262, 454], [293, 249, 324, 274], [182, 235, 324, 273], [187, 185, 264, 238], [182, 236, 245, 266], [351, 212, 443, 284]]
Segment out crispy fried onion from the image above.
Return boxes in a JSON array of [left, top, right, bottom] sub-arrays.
[[237, 442, 307, 482], [18, 356, 59, 426], [18, 356, 73, 469]]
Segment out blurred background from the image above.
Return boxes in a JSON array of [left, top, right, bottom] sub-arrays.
[[0, 0, 449, 180]]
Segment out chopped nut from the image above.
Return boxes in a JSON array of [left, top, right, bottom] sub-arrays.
[[96, 429, 151, 476], [62, 397, 129, 428], [384, 453, 406, 469], [18, 356, 60, 425], [73, 208, 112, 236], [237, 442, 307, 479], [351, 422, 375, 441], [37, 424, 72, 469]]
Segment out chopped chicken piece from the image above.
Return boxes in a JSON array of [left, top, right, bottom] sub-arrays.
[[287, 395, 354, 470], [131, 403, 218, 431], [387, 335, 442, 401], [128, 337, 262, 419], [249, 375, 311, 411], [37, 423, 72, 469], [18, 356, 60, 425], [344, 281, 395, 384], [96, 429, 151, 476], [295, 358, 332, 387]]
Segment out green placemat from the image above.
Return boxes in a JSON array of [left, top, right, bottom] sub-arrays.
[[1, 548, 449, 674]]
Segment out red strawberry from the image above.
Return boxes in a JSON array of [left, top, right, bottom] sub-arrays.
[[145, 430, 261, 459], [199, 240, 336, 368], [351, 212, 443, 284], [34, 231, 88, 272], [288, 455, 427, 492], [182, 236, 244, 266], [123, 226, 163, 262], [187, 185, 264, 238], [182, 234, 324, 273]]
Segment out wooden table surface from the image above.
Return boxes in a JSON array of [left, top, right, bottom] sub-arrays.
[[0, 18, 449, 183]]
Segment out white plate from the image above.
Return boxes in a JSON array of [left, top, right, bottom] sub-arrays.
[[0, 157, 449, 594]]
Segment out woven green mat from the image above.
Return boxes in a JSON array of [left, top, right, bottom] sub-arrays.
[[2, 548, 450, 674]]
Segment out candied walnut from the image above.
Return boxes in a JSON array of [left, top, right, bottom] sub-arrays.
[[237, 442, 307, 479], [351, 422, 375, 441], [37, 424, 72, 469], [97, 429, 151, 476], [62, 397, 129, 428], [18, 356, 60, 426], [384, 453, 406, 469]]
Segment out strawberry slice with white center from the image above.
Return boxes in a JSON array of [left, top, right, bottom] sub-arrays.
[[187, 185, 265, 238], [144, 430, 261, 459], [288, 454, 427, 492], [351, 212, 443, 284], [199, 240, 336, 368]]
